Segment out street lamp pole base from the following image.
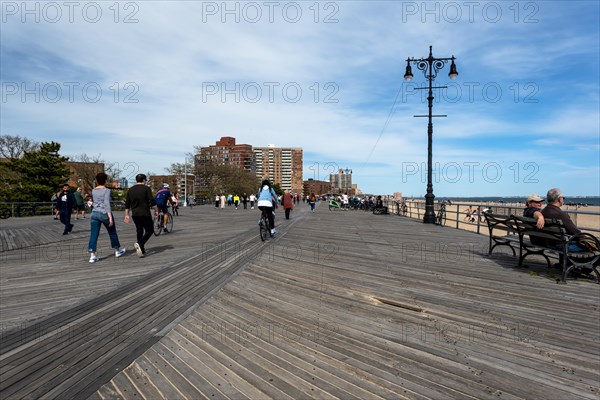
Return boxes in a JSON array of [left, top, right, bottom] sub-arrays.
[[423, 193, 436, 223]]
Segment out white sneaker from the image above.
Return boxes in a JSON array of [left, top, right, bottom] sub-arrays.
[[115, 247, 126, 257], [134, 243, 143, 257], [271, 229, 276, 235], [89, 255, 98, 263]]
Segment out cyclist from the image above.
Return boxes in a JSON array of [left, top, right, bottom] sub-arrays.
[[257, 179, 279, 236], [155, 183, 174, 232]]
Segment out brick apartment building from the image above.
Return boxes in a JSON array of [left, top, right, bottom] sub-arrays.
[[303, 179, 330, 197], [196, 137, 304, 195]]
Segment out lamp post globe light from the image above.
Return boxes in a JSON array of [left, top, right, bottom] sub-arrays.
[[404, 45, 458, 223]]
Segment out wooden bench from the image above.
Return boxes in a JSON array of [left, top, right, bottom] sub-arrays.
[[483, 211, 600, 283], [483, 212, 520, 256]]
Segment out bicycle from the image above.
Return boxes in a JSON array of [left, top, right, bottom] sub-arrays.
[[259, 208, 274, 241], [329, 198, 347, 211], [435, 200, 449, 227], [153, 208, 174, 236], [397, 200, 408, 216]]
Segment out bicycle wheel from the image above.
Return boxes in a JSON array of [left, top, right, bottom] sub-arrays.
[[166, 212, 174, 232], [153, 213, 163, 236], [259, 218, 268, 241]]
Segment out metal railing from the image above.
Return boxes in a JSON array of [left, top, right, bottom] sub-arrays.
[[0, 201, 127, 218], [386, 199, 599, 236]]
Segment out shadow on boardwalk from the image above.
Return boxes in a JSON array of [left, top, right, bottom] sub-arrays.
[[1, 203, 599, 399]]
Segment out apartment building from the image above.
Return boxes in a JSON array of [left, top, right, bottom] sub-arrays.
[[195, 137, 255, 194], [197, 137, 255, 171], [254, 145, 303, 194], [329, 168, 355, 195], [303, 179, 330, 197]]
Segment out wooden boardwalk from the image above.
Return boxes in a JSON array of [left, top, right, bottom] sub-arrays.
[[1, 203, 599, 399]]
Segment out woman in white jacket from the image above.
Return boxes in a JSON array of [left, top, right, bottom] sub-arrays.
[[257, 179, 279, 235]]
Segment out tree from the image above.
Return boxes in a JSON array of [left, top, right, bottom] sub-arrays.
[[0, 134, 40, 159], [67, 153, 128, 192], [164, 152, 195, 175], [272, 183, 283, 196], [197, 161, 259, 197], [3, 142, 70, 202]]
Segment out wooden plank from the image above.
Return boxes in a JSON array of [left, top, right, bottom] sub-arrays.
[[1, 206, 599, 399]]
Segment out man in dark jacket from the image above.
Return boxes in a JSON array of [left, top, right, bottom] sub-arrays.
[[124, 174, 158, 257], [56, 183, 75, 234], [542, 188, 583, 252]]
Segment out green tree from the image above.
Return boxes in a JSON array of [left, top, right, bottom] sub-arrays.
[[3, 142, 70, 202], [197, 162, 259, 197], [272, 183, 283, 196]]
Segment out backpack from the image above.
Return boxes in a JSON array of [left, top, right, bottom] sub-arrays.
[[155, 190, 168, 206]]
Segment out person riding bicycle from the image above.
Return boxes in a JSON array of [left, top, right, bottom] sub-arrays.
[[155, 183, 174, 232], [257, 179, 279, 236]]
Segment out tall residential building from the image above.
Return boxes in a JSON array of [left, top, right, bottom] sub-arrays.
[[330, 168, 354, 195], [254, 145, 303, 194]]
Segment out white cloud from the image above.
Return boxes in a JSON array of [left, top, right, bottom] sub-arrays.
[[1, 0, 598, 196]]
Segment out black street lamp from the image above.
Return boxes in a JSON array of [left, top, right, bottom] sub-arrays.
[[404, 45, 458, 223]]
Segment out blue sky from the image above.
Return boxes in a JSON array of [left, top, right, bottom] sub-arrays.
[[1, 0, 599, 197]]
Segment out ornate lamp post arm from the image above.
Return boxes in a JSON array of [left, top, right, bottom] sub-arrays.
[[404, 46, 458, 223]]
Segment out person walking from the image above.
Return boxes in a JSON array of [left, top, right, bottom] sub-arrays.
[[51, 192, 59, 220], [171, 193, 179, 216], [73, 187, 86, 220], [233, 194, 240, 209], [220, 194, 226, 209], [309, 192, 317, 213], [282, 190, 294, 220], [88, 173, 126, 263], [249, 193, 256, 209], [242, 193, 248, 209], [124, 173, 158, 258], [56, 183, 75, 234]]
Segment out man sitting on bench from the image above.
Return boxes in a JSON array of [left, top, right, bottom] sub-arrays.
[[523, 194, 545, 229], [542, 188, 584, 252]]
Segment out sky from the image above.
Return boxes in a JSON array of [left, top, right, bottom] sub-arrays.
[[1, 0, 599, 197]]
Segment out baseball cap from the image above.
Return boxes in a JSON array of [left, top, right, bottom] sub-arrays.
[[527, 194, 543, 202]]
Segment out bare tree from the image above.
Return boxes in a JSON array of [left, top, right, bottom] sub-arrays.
[[0, 135, 40, 159], [164, 152, 195, 175]]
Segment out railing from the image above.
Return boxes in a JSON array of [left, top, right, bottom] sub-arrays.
[[0, 201, 127, 218], [386, 200, 600, 236]]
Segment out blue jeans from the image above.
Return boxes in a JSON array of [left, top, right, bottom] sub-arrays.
[[88, 211, 121, 253], [568, 242, 584, 252]]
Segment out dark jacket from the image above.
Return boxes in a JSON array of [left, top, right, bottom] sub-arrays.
[[125, 184, 156, 217], [541, 204, 580, 235], [56, 190, 75, 212]]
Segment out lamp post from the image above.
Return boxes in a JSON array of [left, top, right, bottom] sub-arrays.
[[404, 45, 458, 223], [344, 168, 352, 195], [183, 159, 187, 207], [183, 155, 194, 207]]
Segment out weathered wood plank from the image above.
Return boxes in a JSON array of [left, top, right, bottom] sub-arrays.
[[1, 205, 599, 399]]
